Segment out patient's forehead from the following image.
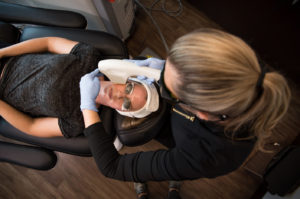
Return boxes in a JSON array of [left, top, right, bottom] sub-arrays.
[[128, 82, 148, 110]]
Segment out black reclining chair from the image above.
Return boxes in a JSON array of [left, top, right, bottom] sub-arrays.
[[0, 2, 168, 170]]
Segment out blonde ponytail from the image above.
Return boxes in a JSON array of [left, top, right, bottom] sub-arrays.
[[225, 71, 291, 142]]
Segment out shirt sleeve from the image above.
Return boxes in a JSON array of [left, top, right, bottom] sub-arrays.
[[85, 122, 181, 182], [70, 42, 102, 65], [84, 122, 227, 182]]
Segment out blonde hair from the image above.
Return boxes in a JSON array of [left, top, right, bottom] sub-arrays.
[[168, 28, 291, 145]]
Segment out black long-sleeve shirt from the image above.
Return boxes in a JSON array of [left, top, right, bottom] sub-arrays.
[[84, 104, 255, 182]]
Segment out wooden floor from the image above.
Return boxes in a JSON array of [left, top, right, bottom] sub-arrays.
[[0, 1, 265, 199], [0, 138, 262, 199]]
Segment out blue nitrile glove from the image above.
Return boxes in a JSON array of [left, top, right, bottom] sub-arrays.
[[136, 75, 155, 85], [124, 57, 165, 70], [80, 68, 102, 112]]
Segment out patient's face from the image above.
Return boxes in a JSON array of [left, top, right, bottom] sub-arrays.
[[98, 81, 147, 111]]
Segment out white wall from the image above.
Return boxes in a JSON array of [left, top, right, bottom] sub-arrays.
[[1, 0, 106, 31]]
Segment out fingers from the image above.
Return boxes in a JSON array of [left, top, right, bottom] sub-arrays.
[[123, 59, 148, 66], [80, 72, 100, 86], [90, 68, 102, 77], [80, 69, 101, 89], [136, 75, 146, 80], [123, 59, 134, 63], [93, 76, 100, 85], [123, 58, 165, 70], [136, 75, 155, 84], [133, 59, 149, 66]]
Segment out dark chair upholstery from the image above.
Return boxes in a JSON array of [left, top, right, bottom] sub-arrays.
[[116, 97, 168, 146], [0, 140, 57, 170], [0, 1, 87, 28]]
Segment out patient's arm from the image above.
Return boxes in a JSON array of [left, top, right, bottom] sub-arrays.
[[0, 37, 78, 58], [0, 100, 62, 137]]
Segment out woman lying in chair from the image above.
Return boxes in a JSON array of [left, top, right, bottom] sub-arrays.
[[0, 37, 159, 138]]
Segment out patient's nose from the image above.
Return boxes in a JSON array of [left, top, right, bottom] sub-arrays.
[[113, 89, 126, 99]]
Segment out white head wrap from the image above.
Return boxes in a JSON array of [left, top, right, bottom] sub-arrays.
[[116, 76, 159, 118], [98, 59, 161, 118]]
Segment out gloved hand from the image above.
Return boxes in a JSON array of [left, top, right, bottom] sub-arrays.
[[80, 68, 102, 112], [136, 75, 155, 85], [124, 57, 165, 70]]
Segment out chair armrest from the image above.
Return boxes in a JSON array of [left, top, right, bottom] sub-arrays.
[[0, 2, 87, 28], [0, 119, 92, 156], [0, 141, 57, 170], [21, 26, 129, 59]]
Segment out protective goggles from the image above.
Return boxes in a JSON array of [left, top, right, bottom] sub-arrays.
[[121, 82, 135, 111], [159, 67, 186, 105], [159, 66, 228, 121]]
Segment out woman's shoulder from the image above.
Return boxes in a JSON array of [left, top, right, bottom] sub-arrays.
[[70, 42, 101, 55], [171, 104, 256, 141]]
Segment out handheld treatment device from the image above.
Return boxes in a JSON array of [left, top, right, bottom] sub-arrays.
[[98, 59, 161, 84], [98, 59, 162, 118]]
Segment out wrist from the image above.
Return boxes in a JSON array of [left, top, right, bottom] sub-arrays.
[[80, 105, 98, 112], [82, 109, 101, 127]]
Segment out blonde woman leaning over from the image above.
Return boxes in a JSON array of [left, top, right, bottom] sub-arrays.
[[80, 28, 291, 199]]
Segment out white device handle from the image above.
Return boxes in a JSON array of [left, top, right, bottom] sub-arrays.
[[98, 59, 161, 84]]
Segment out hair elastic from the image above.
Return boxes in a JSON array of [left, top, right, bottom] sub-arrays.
[[256, 60, 267, 95]]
